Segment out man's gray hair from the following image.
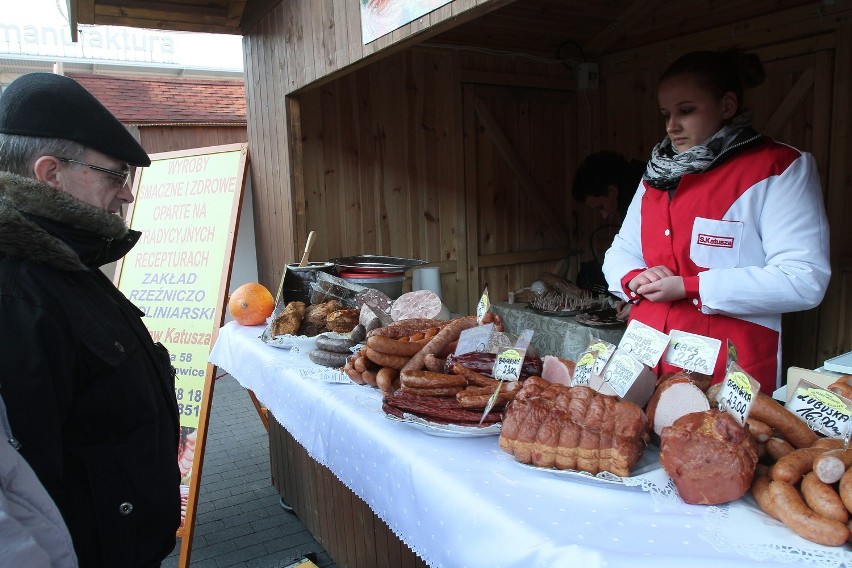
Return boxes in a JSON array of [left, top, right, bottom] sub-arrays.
[[0, 134, 87, 177]]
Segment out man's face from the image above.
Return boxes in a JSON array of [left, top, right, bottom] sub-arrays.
[[583, 185, 619, 220], [53, 150, 134, 213]]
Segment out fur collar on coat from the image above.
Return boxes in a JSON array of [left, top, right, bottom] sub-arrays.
[[0, 171, 134, 272]]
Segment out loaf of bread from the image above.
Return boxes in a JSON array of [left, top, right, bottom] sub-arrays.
[[298, 300, 342, 336], [271, 301, 306, 336], [326, 308, 360, 334], [659, 409, 758, 505], [499, 378, 649, 477]]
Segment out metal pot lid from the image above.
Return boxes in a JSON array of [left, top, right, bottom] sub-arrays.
[[329, 255, 427, 274]]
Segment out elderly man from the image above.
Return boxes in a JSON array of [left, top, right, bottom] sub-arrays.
[[0, 73, 180, 567]]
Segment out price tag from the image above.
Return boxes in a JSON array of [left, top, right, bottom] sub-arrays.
[[617, 320, 670, 368], [455, 324, 494, 356], [717, 363, 761, 426], [664, 330, 721, 375], [476, 287, 491, 324], [600, 350, 644, 398], [787, 380, 852, 439], [571, 349, 598, 387], [492, 347, 525, 381], [589, 339, 616, 376]]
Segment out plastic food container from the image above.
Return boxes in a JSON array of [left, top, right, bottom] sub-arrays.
[[338, 270, 405, 300]]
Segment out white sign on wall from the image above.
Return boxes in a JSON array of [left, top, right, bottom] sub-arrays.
[[1, 0, 243, 70]]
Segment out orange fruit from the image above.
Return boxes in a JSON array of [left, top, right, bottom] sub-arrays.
[[228, 282, 275, 326]]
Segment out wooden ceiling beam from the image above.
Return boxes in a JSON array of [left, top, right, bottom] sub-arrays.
[[584, 0, 667, 57], [95, 2, 232, 23]]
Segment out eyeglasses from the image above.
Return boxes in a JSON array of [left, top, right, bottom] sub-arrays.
[[56, 157, 131, 187]]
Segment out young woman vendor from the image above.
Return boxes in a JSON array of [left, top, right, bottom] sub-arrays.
[[602, 49, 831, 393]]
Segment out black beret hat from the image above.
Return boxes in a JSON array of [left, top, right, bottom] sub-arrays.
[[0, 72, 150, 167]]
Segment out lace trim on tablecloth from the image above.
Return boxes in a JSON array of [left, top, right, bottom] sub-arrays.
[[621, 468, 684, 506], [701, 504, 851, 567]]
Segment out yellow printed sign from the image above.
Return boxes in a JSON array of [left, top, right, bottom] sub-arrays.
[[115, 144, 247, 429]]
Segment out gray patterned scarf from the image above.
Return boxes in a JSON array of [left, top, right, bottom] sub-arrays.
[[644, 111, 755, 190]]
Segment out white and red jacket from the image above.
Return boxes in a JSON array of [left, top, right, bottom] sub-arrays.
[[602, 137, 831, 392]]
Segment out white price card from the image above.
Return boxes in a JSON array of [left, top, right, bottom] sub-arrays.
[[589, 339, 617, 376], [600, 350, 645, 398], [663, 330, 721, 375], [492, 347, 525, 382], [455, 324, 494, 356], [787, 380, 852, 439], [476, 287, 491, 324], [718, 364, 761, 426], [617, 320, 670, 368], [571, 348, 599, 387]]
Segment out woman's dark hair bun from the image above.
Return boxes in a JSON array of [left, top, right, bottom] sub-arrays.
[[722, 48, 765, 89]]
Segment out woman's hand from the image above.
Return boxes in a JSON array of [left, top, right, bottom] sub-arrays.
[[628, 265, 676, 292], [636, 275, 686, 302], [615, 301, 632, 321]]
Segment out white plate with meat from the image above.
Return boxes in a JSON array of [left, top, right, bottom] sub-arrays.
[[385, 412, 502, 437], [515, 444, 661, 488]]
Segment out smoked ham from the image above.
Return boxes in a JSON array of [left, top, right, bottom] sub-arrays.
[[540, 355, 575, 386], [499, 378, 649, 477]]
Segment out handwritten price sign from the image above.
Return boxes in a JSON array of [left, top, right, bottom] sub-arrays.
[[787, 381, 852, 439], [601, 351, 643, 398], [571, 349, 597, 387], [455, 324, 493, 356], [617, 320, 669, 368], [718, 366, 760, 426], [664, 330, 720, 375], [493, 347, 525, 381]]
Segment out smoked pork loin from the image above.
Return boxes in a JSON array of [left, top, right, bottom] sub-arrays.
[[499, 377, 649, 477], [659, 409, 758, 505]]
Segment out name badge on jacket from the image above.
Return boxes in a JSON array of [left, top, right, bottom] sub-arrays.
[[690, 217, 743, 269]]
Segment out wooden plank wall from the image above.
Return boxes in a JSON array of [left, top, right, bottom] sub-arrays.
[[290, 46, 577, 313], [241, 0, 513, 294], [268, 415, 428, 568]]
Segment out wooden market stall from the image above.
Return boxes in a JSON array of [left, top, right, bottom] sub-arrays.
[[71, 0, 852, 390], [69, 1, 852, 565], [234, 0, 852, 375]]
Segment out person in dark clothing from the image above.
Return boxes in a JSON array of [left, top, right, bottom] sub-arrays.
[[571, 151, 646, 223], [0, 73, 180, 567], [572, 151, 646, 319]]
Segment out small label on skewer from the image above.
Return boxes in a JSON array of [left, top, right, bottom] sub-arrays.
[[717, 364, 760, 426], [589, 339, 617, 376], [476, 288, 491, 324], [571, 348, 598, 387], [493, 347, 525, 381]]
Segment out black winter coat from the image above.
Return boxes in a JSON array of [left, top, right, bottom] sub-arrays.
[[0, 172, 180, 567]]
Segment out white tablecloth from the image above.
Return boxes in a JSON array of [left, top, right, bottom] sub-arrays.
[[209, 322, 851, 568]]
